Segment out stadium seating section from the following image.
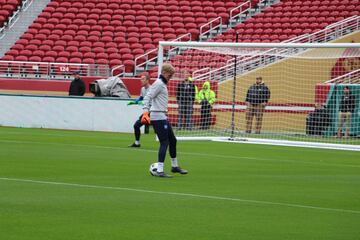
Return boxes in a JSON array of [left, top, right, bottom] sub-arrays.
[[1, 0, 250, 73], [1, 0, 359, 77], [167, 0, 360, 77], [0, 0, 22, 28], [221, 0, 359, 43]]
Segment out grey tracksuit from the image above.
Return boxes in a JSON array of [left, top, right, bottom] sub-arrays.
[[143, 75, 168, 120], [140, 86, 149, 98]]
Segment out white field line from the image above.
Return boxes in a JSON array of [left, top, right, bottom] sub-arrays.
[[0, 177, 359, 215], [0, 139, 359, 169], [2, 128, 360, 154]]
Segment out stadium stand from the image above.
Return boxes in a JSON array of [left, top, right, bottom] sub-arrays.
[[1, 0, 255, 75], [163, 0, 360, 77], [220, 0, 360, 43], [0, 0, 359, 79]]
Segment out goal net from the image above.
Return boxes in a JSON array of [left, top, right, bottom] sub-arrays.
[[158, 42, 360, 150]]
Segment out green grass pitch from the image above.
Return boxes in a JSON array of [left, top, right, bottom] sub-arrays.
[[0, 126, 360, 240]]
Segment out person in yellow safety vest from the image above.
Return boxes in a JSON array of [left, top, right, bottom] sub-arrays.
[[197, 81, 216, 130]]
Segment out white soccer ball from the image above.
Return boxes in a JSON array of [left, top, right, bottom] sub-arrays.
[[149, 162, 159, 176]]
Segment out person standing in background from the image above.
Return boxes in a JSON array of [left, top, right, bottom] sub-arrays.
[[128, 73, 151, 147], [176, 70, 196, 130], [69, 71, 85, 96], [337, 86, 356, 138], [245, 76, 270, 134], [198, 81, 216, 130]]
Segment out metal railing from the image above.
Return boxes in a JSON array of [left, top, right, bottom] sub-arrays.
[[133, 33, 192, 76], [111, 65, 125, 77], [0, 61, 110, 79], [7, 9, 21, 29], [199, 17, 222, 40], [229, 1, 252, 23], [0, 26, 4, 38], [133, 0, 261, 76], [192, 67, 211, 79], [133, 48, 158, 75], [327, 15, 359, 29], [325, 69, 360, 84], [194, 16, 360, 82], [22, 0, 33, 11], [325, 15, 360, 40], [167, 33, 192, 56]]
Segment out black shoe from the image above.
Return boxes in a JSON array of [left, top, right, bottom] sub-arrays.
[[171, 167, 188, 174], [128, 143, 140, 148], [154, 172, 173, 178]]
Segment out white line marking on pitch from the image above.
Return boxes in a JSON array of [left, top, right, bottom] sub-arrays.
[[1, 139, 359, 169], [0, 177, 359, 215]]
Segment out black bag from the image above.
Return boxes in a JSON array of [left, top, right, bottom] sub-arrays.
[[90, 82, 101, 96], [306, 109, 330, 135]]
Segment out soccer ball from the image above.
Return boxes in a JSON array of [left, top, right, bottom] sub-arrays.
[[149, 162, 158, 176]]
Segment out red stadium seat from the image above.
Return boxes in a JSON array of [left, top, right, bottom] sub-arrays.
[[42, 56, 55, 62], [69, 57, 82, 63], [15, 55, 28, 61], [46, 51, 58, 58], [55, 57, 68, 63], [96, 52, 109, 60], [93, 47, 105, 54], [39, 45, 52, 52], [58, 51, 70, 58], [124, 60, 135, 73], [109, 53, 121, 60], [83, 52, 96, 59], [109, 59, 122, 68], [11, 44, 24, 51], [25, 44, 38, 51], [106, 48, 118, 54]]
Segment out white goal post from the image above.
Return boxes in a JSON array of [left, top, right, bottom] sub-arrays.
[[157, 41, 360, 151]]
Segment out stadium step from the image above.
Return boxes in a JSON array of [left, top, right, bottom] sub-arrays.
[[141, 0, 281, 76], [201, 0, 280, 42]]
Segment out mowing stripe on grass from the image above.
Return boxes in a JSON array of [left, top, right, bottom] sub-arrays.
[[1, 139, 359, 169], [1, 177, 359, 215]]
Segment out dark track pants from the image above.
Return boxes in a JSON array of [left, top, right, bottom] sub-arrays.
[[151, 119, 177, 163]]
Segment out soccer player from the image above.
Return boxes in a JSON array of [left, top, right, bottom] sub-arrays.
[[128, 73, 151, 148], [141, 63, 188, 178]]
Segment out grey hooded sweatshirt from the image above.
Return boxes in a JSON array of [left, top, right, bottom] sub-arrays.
[[143, 75, 168, 120]]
